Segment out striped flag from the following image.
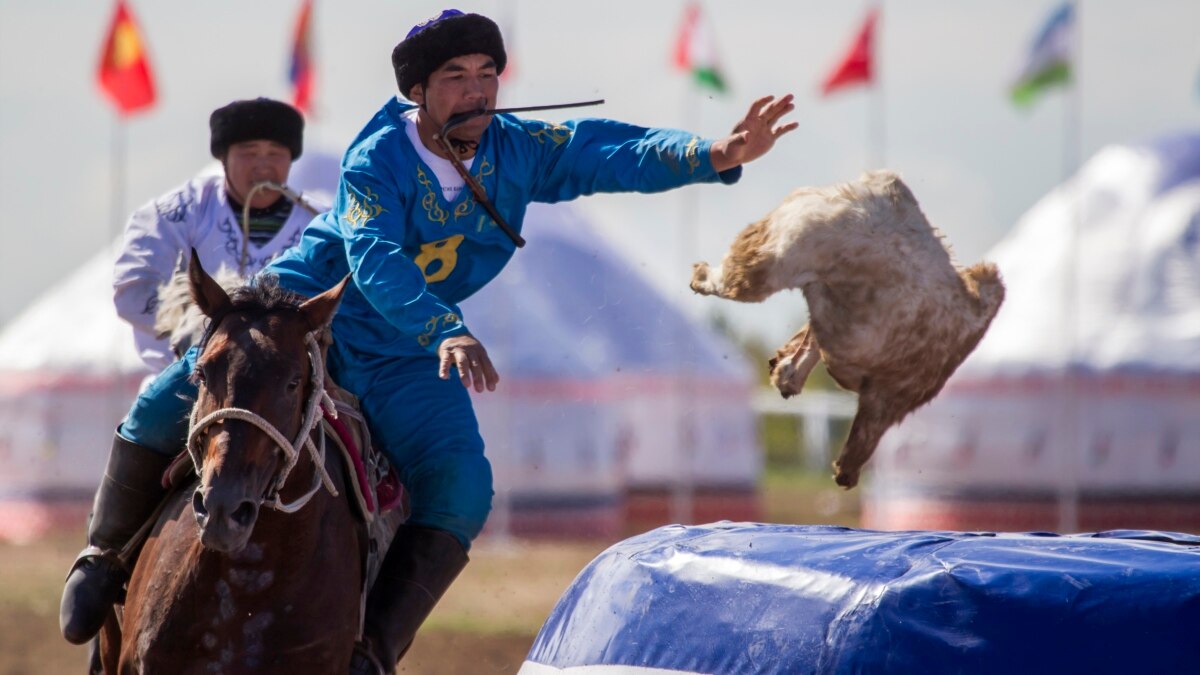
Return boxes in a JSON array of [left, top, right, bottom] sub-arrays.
[[1010, 3, 1074, 107], [820, 8, 878, 96], [673, 2, 728, 94], [289, 0, 315, 113], [96, 0, 156, 115]]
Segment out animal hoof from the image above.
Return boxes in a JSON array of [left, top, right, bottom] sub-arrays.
[[834, 467, 859, 490], [689, 262, 711, 294]]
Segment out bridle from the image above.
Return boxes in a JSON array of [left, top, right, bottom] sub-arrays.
[[186, 331, 341, 513]]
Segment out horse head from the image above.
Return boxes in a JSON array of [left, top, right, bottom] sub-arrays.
[[185, 250, 348, 553]]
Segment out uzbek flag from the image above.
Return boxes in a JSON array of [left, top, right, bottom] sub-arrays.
[[289, 0, 315, 114], [1010, 3, 1074, 107], [673, 2, 728, 94], [96, 0, 156, 115], [820, 8, 878, 96]]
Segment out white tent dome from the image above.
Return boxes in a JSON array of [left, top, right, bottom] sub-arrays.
[[0, 200, 761, 542], [867, 132, 1200, 533]]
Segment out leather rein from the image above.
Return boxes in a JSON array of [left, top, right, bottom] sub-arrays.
[[431, 99, 605, 248]]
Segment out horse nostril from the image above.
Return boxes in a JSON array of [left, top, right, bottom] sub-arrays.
[[192, 490, 208, 518], [231, 501, 258, 529]]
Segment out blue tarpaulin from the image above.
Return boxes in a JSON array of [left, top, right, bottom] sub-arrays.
[[521, 523, 1200, 674]]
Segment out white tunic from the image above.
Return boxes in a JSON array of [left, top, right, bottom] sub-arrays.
[[113, 172, 330, 371]]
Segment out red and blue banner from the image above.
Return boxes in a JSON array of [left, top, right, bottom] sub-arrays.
[[289, 0, 314, 114]]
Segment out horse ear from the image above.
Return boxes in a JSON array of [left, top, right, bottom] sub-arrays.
[[299, 274, 351, 331], [188, 249, 232, 318]]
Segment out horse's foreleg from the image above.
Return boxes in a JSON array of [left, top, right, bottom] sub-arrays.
[[98, 609, 121, 674]]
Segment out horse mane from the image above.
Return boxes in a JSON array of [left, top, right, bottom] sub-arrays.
[[155, 268, 309, 359]]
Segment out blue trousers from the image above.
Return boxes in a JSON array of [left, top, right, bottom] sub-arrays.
[[119, 342, 492, 549]]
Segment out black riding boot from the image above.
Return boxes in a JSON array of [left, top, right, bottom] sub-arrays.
[[349, 524, 470, 675], [60, 432, 172, 645]]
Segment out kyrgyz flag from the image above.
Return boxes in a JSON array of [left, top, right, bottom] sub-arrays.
[[821, 8, 878, 96], [289, 0, 315, 113], [673, 2, 728, 93], [1010, 3, 1074, 107], [96, 0, 157, 115]]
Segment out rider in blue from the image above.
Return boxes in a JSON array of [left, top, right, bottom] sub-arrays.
[[62, 9, 797, 673]]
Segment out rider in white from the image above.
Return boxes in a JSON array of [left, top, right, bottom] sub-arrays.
[[113, 97, 328, 371], [59, 98, 326, 648]]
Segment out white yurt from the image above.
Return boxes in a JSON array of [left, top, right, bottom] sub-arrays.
[[464, 202, 761, 538], [0, 193, 761, 542], [0, 243, 150, 543], [866, 132, 1200, 533]]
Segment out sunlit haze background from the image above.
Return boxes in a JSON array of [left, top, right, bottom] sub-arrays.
[[1, 0, 1197, 348]]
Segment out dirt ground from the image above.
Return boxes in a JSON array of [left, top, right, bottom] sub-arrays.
[[0, 475, 858, 674], [0, 529, 609, 675], [0, 608, 532, 675]]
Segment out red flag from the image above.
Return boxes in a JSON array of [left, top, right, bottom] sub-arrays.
[[96, 0, 156, 115], [289, 0, 315, 113], [820, 8, 878, 96], [672, 2, 727, 93]]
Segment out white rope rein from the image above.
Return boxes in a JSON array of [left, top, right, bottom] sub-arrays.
[[239, 180, 321, 276], [186, 332, 340, 514]]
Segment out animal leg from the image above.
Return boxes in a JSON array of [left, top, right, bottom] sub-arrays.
[[690, 218, 780, 302], [98, 612, 120, 675], [690, 261, 727, 297], [768, 325, 821, 399], [832, 391, 894, 489]]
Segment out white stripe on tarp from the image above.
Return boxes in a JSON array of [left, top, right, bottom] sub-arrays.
[[518, 662, 699, 675]]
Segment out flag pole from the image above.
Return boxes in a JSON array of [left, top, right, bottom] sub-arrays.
[[671, 72, 699, 528], [111, 116, 126, 244], [1058, 0, 1081, 534], [869, 1, 885, 169]]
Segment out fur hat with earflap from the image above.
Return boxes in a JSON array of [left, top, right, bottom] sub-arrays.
[[391, 9, 507, 98]]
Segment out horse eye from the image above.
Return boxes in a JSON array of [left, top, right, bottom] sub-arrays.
[[287, 377, 302, 392]]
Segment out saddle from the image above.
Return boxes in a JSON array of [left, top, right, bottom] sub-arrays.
[[318, 380, 406, 522]]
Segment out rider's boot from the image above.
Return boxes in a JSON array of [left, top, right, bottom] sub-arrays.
[[60, 432, 173, 645], [349, 524, 470, 675]]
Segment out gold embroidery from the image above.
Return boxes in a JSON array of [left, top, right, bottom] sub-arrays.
[[417, 312, 462, 347], [452, 156, 495, 221], [345, 186, 386, 229], [454, 198, 476, 221], [413, 234, 465, 283], [684, 137, 701, 175], [528, 121, 572, 146], [416, 166, 448, 225]]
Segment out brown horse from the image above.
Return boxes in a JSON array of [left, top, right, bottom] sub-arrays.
[[99, 254, 364, 674]]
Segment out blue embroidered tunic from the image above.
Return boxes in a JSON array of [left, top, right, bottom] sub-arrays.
[[267, 97, 741, 357]]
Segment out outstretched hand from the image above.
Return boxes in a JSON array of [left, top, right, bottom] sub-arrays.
[[438, 334, 499, 392], [710, 94, 798, 173]]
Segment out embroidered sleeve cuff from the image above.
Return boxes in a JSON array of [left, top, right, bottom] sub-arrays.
[[418, 313, 469, 352], [697, 140, 742, 185], [717, 165, 743, 184]]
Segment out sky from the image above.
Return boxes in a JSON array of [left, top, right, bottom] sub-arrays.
[[0, 0, 1197, 349]]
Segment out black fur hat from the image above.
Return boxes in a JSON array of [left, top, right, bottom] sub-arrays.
[[391, 10, 506, 98], [209, 98, 304, 160]]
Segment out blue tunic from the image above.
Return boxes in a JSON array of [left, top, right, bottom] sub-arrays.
[[121, 97, 741, 546], [268, 97, 740, 357]]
